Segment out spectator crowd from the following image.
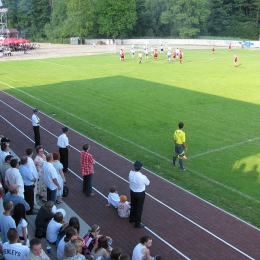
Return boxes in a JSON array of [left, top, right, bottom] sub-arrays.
[[0, 108, 161, 259]]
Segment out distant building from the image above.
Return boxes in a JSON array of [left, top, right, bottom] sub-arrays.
[[1, 28, 19, 38]]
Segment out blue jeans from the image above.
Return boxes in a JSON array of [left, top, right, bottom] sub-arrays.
[[47, 188, 57, 204], [83, 173, 93, 196]]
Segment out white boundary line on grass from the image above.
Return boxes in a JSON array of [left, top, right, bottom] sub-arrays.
[[189, 137, 260, 158], [35, 60, 77, 68], [0, 80, 170, 160], [0, 113, 254, 260], [0, 113, 255, 260], [1, 81, 260, 205]]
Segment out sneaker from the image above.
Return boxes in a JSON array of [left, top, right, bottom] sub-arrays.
[[172, 163, 176, 167], [180, 168, 187, 171]]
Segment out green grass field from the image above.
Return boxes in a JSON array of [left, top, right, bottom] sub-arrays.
[[1, 47, 260, 227]]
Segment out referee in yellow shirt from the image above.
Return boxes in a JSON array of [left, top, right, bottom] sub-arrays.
[[173, 122, 187, 171]]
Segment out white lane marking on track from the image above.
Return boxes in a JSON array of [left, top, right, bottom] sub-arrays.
[[35, 60, 76, 68], [1, 90, 260, 206], [0, 111, 255, 260], [2, 94, 260, 229], [0, 114, 190, 260]]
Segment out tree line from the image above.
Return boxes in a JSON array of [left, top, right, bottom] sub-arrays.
[[2, 0, 260, 42]]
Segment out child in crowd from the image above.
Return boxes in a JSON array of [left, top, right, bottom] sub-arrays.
[[118, 195, 131, 218], [106, 186, 120, 208], [82, 224, 112, 256], [46, 212, 66, 244]]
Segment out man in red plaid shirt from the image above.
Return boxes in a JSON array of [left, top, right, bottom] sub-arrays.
[[80, 143, 95, 197]]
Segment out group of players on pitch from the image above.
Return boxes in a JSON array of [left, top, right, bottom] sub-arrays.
[[135, 45, 183, 64], [120, 44, 238, 67], [119, 45, 183, 64]]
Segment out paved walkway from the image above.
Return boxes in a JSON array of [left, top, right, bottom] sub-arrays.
[[1, 90, 260, 259]]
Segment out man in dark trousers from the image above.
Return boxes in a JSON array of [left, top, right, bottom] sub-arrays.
[[129, 161, 150, 228], [31, 109, 41, 148], [57, 127, 70, 172], [172, 122, 187, 171], [18, 156, 36, 215]]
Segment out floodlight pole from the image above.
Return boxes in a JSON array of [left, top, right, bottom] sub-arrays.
[[0, 8, 8, 36]]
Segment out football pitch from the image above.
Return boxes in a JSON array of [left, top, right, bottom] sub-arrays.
[[1, 46, 260, 227]]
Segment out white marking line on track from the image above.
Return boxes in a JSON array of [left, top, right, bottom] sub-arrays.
[[35, 59, 76, 68], [2, 94, 260, 231], [0, 115, 190, 260], [1, 88, 260, 206], [0, 111, 255, 260]]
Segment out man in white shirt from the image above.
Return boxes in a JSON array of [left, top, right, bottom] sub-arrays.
[[26, 238, 50, 260], [57, 127, 70, 172], [26, 147, 40, 210], [2, 228, 30, 260], [43, 153, 61, 204], [5, 159, 24, 198], [129, 161, 150, 228], [46, 212, 65, 243], [31, 108, 41, 148]]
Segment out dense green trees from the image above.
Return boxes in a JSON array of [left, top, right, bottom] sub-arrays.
[[2, 0, 260, 41], [44, 0, 68, 42], [96, 0, 137, 38], [161, 0, 210, 38]]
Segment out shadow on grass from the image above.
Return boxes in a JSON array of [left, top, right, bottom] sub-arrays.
[[4, 75, 260, 200]]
